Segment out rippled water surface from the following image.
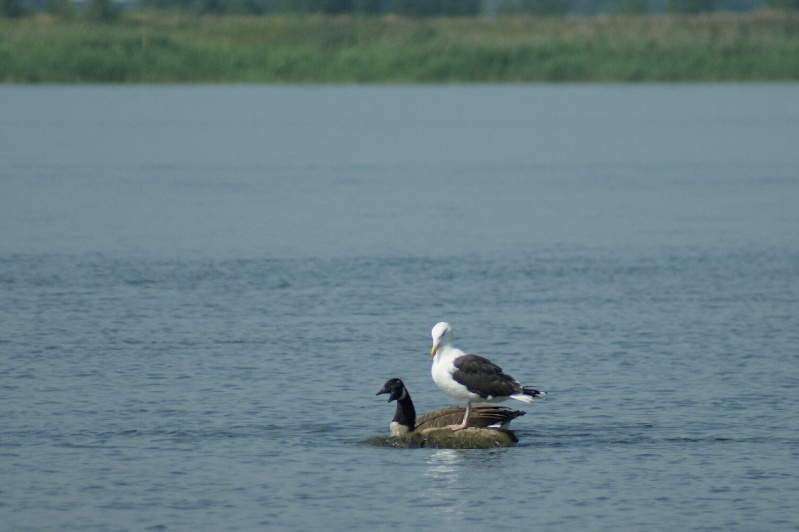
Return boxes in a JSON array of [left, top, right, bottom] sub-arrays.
[[2, 85, 798, 530]]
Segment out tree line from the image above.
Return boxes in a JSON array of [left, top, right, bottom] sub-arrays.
[[3, 0, 798, 20]]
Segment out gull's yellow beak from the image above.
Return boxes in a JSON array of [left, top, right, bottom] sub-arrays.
[[430, 342, 439, 357]]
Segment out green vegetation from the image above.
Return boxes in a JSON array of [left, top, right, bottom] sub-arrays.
[[365, 427, 519, 448], [1, 11, 798, 82]]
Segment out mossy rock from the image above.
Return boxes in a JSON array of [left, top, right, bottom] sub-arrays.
[[365, 427, 518, 449]]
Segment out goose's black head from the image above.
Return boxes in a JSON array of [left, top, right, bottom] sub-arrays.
[[376, 378, 407, 402]]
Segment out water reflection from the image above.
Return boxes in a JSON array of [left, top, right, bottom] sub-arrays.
[[423, 449, 464, 519], [425, 449, 462, 479], [422, 448, 510, 523]]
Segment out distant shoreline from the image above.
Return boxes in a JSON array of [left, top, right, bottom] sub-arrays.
[[2, 11, 798, 83]]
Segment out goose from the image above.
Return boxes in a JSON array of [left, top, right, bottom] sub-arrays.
[[376, 378, 525, 436], [430, 322, 545, 431]]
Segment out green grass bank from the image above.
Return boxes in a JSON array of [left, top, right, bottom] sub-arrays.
[[2, 11, 798, 82]]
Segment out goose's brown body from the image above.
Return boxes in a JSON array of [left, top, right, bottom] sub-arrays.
[[377, 378, 525, 436]]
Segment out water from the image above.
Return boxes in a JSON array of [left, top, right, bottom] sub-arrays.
[[1, 85, 798, 530]]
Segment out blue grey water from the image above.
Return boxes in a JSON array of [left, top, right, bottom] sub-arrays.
[[1, 84, 798, 530]]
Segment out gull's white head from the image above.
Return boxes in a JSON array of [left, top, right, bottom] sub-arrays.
[[430, 322, 452, 357]]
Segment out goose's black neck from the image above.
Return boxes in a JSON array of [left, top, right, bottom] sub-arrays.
[[393, 389, 417, 432]]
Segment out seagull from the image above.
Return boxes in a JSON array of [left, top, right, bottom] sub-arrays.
[[376, 378, 525, 436], [430, 322, 544, 431]]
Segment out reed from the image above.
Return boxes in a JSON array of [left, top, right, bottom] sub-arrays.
[[1, 11, 798, 82]]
